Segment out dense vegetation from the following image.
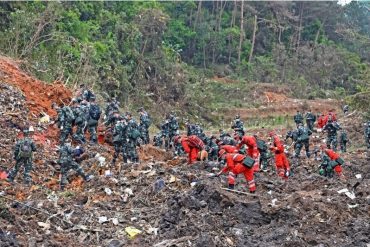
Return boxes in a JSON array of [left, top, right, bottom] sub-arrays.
[[0, 1, 369, 119]]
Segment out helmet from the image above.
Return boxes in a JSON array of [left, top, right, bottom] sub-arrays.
[[29, 126, 35, 132], [269, 131, 276, 137], [173, 135, 181, 144]]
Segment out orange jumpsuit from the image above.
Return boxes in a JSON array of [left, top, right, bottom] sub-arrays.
[[220, 153, 256, 192], [317, 115, 326, 128], [237, 136, 260, 172], [220, 145, 238, 154], [324, 149, 343, 176], [181, 135, 204, 164], [271, 136, 290, 179]]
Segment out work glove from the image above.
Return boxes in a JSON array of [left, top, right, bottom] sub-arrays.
[[215, 171, 223, 177], [285, 170, 290, 177]]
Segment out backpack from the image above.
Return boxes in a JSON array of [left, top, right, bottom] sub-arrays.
[[298, 128, 309, 141], [89, 104, 101, 120], [63, 106, 75, 122], [256, 139, 267, 151], [18, 139, 32, 158], [242, 156, 255, 168], [188, 135, 205, 150], [129, 128, 141, 140]]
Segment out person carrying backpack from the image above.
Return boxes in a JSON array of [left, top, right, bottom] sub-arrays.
[[125, 113, 141, 163], [294, 123, 312, 158], [87, 96, 101, 144], [58, 143, 92, 190], [254, 133, 271, 172], [7, 128, 37, 185], [138, 107, 151, 144]]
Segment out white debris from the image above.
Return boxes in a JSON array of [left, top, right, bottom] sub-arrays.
[[98, 216, 108, 224], [355, 174, 362, 179], [104, 188, 113, 195]]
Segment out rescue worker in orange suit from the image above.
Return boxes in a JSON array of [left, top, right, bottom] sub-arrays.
[[269, 132, 290, 179], [237, 136, 260, 172], [220, 145, 238, 154], [317, 113, 326, 129], [180, 135, 205, 164], [320, 145, 345, 179], [216, 149, 256, 193]]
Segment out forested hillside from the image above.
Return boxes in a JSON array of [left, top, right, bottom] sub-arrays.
[[0, 1, 369, 118]]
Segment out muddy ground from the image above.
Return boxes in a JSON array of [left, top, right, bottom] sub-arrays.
[[0, 57, 369, 247]]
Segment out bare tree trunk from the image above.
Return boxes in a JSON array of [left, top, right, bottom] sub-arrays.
[[237, 0, 244, 68], [248, 15, 257, 64], [228, 0, 237, 63], [194, 1, 202, 30], [296, 2, 304, 53]]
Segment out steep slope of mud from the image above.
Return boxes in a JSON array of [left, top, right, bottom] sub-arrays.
[[0, 57, 369, 247]]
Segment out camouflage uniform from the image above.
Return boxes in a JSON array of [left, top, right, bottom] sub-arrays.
[[153, 131, 164, 147], [126, 118, 140, 163], [323, 121, 341, 151], [8, 135, 36, 184], [186, 123, 196, 136], [87, 100, 101, 143], [294, 125, 312, 158], [173, 135, 185, 156], [219, 131, 236, 146], [161, 121, 171, 150], [105, 99, 119, 119], [231, 117, 245, 137], [139, 110, 151, 144], [73, 103, 87, 143], [339, 130, 348, 153], [294, 111, 304, 126], [111, 119, 128, 164], [168, 116, 179, 145], [342, 105, 349, 115], [58, 144, 89, 190], [204, 136, 219, 161], [365, 121, 370, 149], [305, 112, 316, 131], [256, 138, 271, 171], [58, 106, 75, 145], [319, 154, 334, 178]]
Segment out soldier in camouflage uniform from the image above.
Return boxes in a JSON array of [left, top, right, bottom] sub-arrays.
[[254, 134, 271, 172], [161, 119, 171, 150], [305, 110, 316, 131], [294, 111, 304, 127], [72, 100, 86, 143], [339, 130, 349, 153], [204, 136, 219, 161], [7, 128, 36, 184], [231, 114, 245, 137], [365, 121, 370, 150], [87, 96, 101, 144], [58, 143, 92, 190], [294, 124, 312, 158], [185, 121, 196, 136], [138, 107, 151, 144], [218, 129, 236, 146], [323, 119, 341, 151], [318, 154, 334, 178], [111, 116, 128, 164], [168, 113, 179, 147], [125, 113, 140, 163], [53, 103, 75, 145], [104, 97, 119, 120]]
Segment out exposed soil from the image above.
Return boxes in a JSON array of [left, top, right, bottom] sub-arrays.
[[0, 57, 369, 247]]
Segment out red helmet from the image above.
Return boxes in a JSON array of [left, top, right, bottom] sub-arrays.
[[173, 135, 181, 144], [269, 131, 276, 137]]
